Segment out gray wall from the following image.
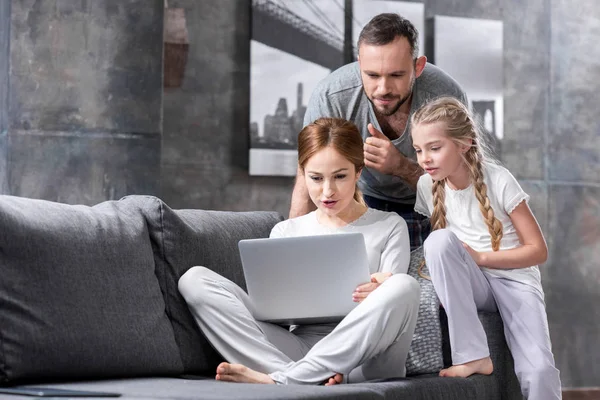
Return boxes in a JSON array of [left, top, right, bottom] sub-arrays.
[[1, 0, 599, 389], [1, 0, 164, 205], [161, 1, 294, 214]]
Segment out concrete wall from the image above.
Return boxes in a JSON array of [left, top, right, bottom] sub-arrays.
[[1, 0, 164, 205]]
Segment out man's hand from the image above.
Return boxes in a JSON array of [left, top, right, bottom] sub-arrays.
[[352, 272, 392, 302], [364, 124, 403, 176], [363, 123, 423, 190]]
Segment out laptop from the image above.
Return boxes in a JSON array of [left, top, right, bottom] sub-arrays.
[[238, 232, 371, 324]]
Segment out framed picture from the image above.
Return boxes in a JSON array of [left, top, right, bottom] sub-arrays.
[[249, 0, 424, 176], [426, 16, 503, 157], [249, 0, 344, 176]]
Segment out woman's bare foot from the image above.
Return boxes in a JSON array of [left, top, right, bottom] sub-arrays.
[[215, 362, 275, 384], [324, 373, 344, 386], [439, 356, 493, 378]]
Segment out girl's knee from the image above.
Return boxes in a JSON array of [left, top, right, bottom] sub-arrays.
[[423, 229, 460, 258]]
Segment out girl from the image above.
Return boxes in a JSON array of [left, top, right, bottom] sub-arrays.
[[411, 96, 561, 400], [178, 117, 420, 385]]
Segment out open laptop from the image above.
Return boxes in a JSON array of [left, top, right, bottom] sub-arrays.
[[238, 232, 371, 324]]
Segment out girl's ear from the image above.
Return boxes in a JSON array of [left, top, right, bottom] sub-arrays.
[[356, 167, 363, 181], [460, 139, 473, 153]]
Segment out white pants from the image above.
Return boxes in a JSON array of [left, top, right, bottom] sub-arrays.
[[423, 229, 562, 400], [178, 266, 420, 385]]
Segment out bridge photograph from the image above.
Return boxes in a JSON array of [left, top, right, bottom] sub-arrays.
[[249, 0, 346, 176], [248, 0, 424, 176]]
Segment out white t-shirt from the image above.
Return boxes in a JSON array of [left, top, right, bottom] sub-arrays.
[[414, 162, 543, 292], [270, 208, 410, 275]]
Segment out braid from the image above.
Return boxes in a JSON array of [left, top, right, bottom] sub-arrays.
[[418, 179, 448, 279], [430, 180, 447, 231], [466, 150, 503, 251]]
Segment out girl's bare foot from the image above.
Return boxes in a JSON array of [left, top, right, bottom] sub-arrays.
[[324, 373, 344, 386], [215, 362, 275, 384], [439, 356, 493, 378]]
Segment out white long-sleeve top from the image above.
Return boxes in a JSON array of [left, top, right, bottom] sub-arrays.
[[270, 208, 410, 276]]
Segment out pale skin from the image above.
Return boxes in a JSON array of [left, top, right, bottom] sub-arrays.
[[289, 36, 426, 219], [216, 146, 393, 385], [412, 121, 548, 378]]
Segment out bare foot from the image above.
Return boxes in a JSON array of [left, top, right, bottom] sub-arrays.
[[324, 373, 344, 386], [215, 362, 275, 384], [439, 356, 493, 378]]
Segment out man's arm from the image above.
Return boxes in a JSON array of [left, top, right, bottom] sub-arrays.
[[392, 155, 423, 191], [289, 166, 316, 218]]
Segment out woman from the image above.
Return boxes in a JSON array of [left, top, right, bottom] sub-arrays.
[[178, 117, 419, 385]]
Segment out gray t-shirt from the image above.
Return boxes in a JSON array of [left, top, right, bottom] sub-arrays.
[[303, 61, 467, 205]]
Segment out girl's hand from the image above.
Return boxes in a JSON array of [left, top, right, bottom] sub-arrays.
[[353, 272, 392, 302], [462, 242, 484, 266]]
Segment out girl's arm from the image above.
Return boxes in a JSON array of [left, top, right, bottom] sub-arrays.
[[467, 201, 548, 269]]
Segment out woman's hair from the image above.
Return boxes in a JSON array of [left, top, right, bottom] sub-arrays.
[[411, 97, 503, 277], [298, 117, 366, 206]]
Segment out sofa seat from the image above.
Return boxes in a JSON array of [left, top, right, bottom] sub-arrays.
[[12, 372, 509, 400]]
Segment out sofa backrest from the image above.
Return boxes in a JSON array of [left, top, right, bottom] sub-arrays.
[[143, 200, 282, 375], [0, 195, 184, 384], [0, 194, 283, 384]]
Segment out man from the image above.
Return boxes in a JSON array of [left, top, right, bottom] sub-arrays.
[[289, 13, 467, 250]]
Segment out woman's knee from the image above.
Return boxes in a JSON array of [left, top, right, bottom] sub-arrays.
[[178, 266, 213, 304], [383, 274, 420, 308]]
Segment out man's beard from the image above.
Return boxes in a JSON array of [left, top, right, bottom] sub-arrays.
[[368, 75, 415, 116]]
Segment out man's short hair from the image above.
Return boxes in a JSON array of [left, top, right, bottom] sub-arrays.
[[357, 13, 419, 59]]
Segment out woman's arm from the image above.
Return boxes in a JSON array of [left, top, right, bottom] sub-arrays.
[[353, 216, 410, 302], [465, 201, 548, 269], [378, 217, 411, 275]]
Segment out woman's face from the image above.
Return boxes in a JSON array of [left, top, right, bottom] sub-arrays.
[[303, 146, 361, 219]]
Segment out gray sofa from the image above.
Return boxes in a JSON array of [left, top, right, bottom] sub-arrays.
[[0, 194, 522, 399]]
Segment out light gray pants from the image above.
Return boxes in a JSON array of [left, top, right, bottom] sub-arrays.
[[178, 266, 420, 385], [423, 229, 562, 400]]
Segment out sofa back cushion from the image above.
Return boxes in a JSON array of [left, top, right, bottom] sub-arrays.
[[144, 201, 282, 375], [0, 195, 183, 384]]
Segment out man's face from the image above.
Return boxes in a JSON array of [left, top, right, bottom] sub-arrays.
[[358, 36, 423, 116]]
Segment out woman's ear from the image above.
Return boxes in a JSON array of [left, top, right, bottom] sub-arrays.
[[356, 167, 363, 180]]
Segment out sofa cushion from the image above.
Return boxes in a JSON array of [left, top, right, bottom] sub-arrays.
[[144, 201, 282, 375], [405, 247, 444, 376], [0, 195, 183, 384]]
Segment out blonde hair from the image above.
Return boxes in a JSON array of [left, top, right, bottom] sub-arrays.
[[298, 117, 366, 206], [411, 97, 502, 278]]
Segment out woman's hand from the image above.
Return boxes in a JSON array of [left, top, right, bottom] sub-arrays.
[[353, 272, 392, 302]]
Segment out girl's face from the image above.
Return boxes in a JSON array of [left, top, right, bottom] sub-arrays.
[[303, 146, 361, 219], [411, 121, 470, 187]]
